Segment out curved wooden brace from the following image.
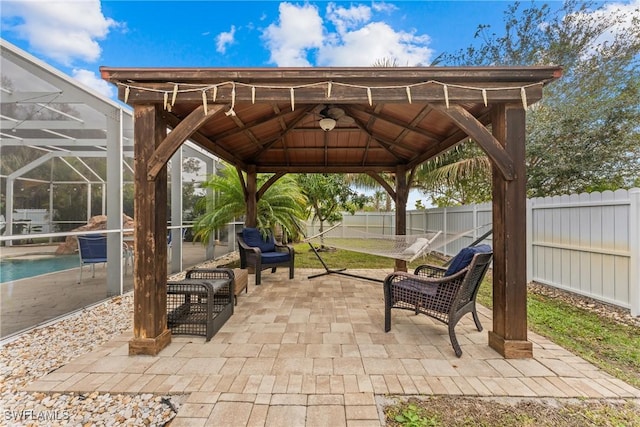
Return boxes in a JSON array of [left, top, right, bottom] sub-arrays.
[[163, 112, 246, 170], [432, 104, 515, 181], [395, 166, 417, 204], [147, 104, 225, 181], [236, 166, 248, 200], [257, 172, 286, 201], [366, 171, 396, 200]]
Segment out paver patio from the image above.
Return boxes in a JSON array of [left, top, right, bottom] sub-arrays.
[[23, 268, 640, 426]]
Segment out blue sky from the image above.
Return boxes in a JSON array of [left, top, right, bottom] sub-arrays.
[[3, 1, 636, 99], [1, 0, 551, 99]]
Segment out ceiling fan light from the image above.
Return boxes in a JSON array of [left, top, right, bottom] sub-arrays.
[[319, 117, 336, 131]]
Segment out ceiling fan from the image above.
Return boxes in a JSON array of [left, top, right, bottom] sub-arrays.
[[316, 105, 354, 131]]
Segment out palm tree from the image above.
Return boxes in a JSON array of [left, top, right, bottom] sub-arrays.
[[192, 165, 307, 244], [413, 142, 492, 206], [345, 173, 395, 212]]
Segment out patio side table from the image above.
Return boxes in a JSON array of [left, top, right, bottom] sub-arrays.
[[184, 267, 248, 305], [166, 276, 233, 341]]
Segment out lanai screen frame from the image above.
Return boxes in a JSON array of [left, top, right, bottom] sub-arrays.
[[101, 65, 562, 358], [1, 40, 222, 294]]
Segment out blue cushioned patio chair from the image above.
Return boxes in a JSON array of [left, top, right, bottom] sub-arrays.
[[383, 244, 493, 357], [237, 227, 295, 286], [77, 235, 131, 283]]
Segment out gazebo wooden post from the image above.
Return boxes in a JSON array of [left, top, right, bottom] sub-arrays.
[[245, 165, 258, 227], [395, 165, 408, 272], [488, 104, 532, 358], [129, 104, 171, 356]]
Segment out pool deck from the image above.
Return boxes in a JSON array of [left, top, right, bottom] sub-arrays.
[[0, 243, 61, 259], [0, 243, 228, 337], [22, 268, 640, 426]]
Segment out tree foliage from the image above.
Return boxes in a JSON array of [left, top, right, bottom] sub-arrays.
[[440, 0, 640, 198], [413, 142, 492, 207], [192, 165, 307, 244], [345, 173, 392, 212], [296, 174, 368, 234]]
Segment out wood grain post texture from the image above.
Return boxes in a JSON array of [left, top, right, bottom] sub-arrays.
[[129, 105, 171, 355], [395, 165, 408, 272], [245, 166, 258, 228], [488, 104, 533, 358]]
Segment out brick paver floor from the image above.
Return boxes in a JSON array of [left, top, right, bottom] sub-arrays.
[[25, 268, 640, 426]]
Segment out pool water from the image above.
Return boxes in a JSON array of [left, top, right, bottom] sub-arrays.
[[0, 255, 80, 283]]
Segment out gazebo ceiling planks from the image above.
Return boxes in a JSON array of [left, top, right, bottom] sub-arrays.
[[100, 66, 562, 175]]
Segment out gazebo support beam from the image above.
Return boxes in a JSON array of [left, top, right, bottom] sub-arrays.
[[395, 165, 408, 272], [129, 104, 171, 356], [488, 104, 532, 358], [245, 165, 258, 227]]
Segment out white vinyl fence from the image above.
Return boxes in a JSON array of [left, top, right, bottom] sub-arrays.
[[309, 188, 639, 316], [529, 188, 639, 316]]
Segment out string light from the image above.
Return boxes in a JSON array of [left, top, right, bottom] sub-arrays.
[[202, 91, 208, 115], [171, 84, 178, 106], [443, 84, 449, 108], [163, 92, 168, 110], [117, 80, 545, 110], [225, 83, 236, 116]]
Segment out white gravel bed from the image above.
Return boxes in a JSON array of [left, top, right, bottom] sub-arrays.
[[0, 294, 185, 426], [0, 253, 239, 426]]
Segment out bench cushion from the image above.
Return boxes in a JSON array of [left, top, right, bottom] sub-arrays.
[[261, 251, 291, 264], [393, 278, 438, 297]]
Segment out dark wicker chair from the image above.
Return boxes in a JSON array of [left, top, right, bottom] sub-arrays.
[[237, 228, 295, 285], [383, 246, 493, 357]]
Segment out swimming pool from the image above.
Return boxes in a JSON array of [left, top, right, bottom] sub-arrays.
[[0, 255, 80, 283]]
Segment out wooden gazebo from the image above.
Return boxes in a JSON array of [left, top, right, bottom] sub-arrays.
[[100, 66, 562, 358]]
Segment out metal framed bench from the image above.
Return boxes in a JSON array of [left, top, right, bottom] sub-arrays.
[[167, 271, 233, 341]]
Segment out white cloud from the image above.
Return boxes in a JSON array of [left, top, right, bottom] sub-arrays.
[[2, 0, 119, 66], [569, 0, 640, 56], [371, 2, 398, 14], [261, 2, 324, 66], [72, 68, 115, 98], [318, 22, 432, 66], [593, 0, 640, 40], [326, 3, 371, 35], [262, 2, 433, 67], [216, 25, 236, 54]]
